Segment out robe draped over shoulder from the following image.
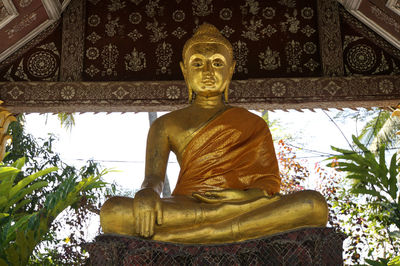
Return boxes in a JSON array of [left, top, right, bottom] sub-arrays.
[[172, 107, 280, 196]]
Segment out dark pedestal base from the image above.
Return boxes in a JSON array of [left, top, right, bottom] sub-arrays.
[[85, 227, 345, 265]]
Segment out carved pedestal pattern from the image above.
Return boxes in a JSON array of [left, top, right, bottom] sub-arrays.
[[85, 227, 345, 266]]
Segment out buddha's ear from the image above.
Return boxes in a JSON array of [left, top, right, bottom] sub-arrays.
[[180, 61, 193, 103], [180, 61, 186, 77], [230, 60, 236, 77]]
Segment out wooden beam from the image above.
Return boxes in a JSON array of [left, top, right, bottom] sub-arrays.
[[0, 75, 399, 113]]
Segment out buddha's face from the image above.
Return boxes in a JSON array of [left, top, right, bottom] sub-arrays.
[[181, 43, 235, 98]]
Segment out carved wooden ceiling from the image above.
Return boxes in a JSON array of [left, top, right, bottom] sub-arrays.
[[0, 0, 70, 63], [0, 0, 399, 113]]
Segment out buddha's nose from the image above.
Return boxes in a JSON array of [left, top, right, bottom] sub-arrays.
[[203, 63, 214, 81], [203, 61, 214, 75]]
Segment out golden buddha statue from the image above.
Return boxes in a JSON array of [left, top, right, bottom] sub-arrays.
[[100, 23, 328, 244]]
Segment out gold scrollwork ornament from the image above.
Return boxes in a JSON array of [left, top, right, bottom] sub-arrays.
[[0, 101, 16, 161]]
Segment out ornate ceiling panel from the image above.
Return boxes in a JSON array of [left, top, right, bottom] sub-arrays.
[[0, 0, 69, 63], [387, 0, 400, 15], [0, 0, 398, 113], [0, 22, 62, 82], [0, 1, 18, 31], [340, 7, 400, 76], [339, 0, 400, 49], [82, 0, 322, 81]]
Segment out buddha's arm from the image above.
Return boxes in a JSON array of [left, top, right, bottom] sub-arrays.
[[133, 118, 170, 237]]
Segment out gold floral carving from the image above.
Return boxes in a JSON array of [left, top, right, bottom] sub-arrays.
[[156, 42, 173, 74], [1, 76, 399, 113], [346, 44, 377, 72], [85, 64, 100, 77], [278, 0, 296, 8], [6, 13, 37, 39], [173, 10, 185, 22], [87, 32, 102, 44], [0, 20, 59, 68], [370, 5, 399, 33], [285, 40, 302, 73], [317, 0, 344, 76], [145, 0, 163, 18], [233, 41, 248, 74], [101, 44, 119, 76], [262, 7, 275, 19], [304, 59, 319, 72], [125, 48, 146, 72], [15, 59, 29, 81], [192, 0, 213, 16], [241, 19, 263, 41], [172, 27, 187, 39], [219, 8, 232, 20], [128, 29, 143, 41], [340, 8, 400, 59], [108, 0, 126, 12], [280, 10, 300, 33], [379, 80, 394, 94], [27, 51, 57, 78], [60, 0, 85, 81], [240, 0, 260, 15], [105, 14, 124, 37], [146, 20, 168, 43], [372, 52, 390, 74], [262, 25, 277, 37], [301, 25, 316, 37], [220, 25, 234, 38], [166, 85, 180, 99], [259, 47, 280, 71], [61, 85, 76, 100]]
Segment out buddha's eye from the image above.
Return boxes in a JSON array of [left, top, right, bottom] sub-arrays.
[[213, 60, 224, 67], [191, 60, 203, 67]]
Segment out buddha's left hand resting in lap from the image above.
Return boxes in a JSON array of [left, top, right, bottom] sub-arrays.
[[100, 23, 328, 244]]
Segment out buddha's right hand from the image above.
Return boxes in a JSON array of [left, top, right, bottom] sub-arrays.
[[133, 188, 163, 238]]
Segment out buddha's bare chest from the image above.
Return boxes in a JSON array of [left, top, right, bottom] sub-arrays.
[[167, 112, 219, 159]]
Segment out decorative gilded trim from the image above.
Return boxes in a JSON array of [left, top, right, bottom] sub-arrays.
[[386, 0, 400, 16], [0, 102, 16, 160], [0, 76, 399, 113], [42, 0, 62, 20], [0, 0, 65, 63], [0, 20, 59, 70], [341, 1, 400, 49], [62, 0, 72, 11], [317, 0, 344, 76], [60, 0, 85, 81], [340, 7, 400, 58], [0, 0, 18, 31]]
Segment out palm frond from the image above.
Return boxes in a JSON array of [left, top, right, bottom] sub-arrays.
[[57, 113, 75, 131], [370, 115, 400, 152]]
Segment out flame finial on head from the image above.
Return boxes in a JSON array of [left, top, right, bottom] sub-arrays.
[[182, 23, 233, 62]]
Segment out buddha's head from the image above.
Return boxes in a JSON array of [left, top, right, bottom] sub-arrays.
[[180, 23, 236, 102]]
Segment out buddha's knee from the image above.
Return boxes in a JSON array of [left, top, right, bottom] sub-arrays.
[[100, 196, 135, 235], [297, 190, 328, 225]]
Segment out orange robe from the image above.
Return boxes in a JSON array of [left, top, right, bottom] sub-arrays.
[[172, 107, 280, 196]]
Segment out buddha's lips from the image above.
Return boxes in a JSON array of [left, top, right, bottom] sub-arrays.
[[202, 79, 215, 86]]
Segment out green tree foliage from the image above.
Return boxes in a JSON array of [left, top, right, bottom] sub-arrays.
[[0, 157, 106, 265], [1, 117, 110, 264], [329, 135, 400, 264]]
